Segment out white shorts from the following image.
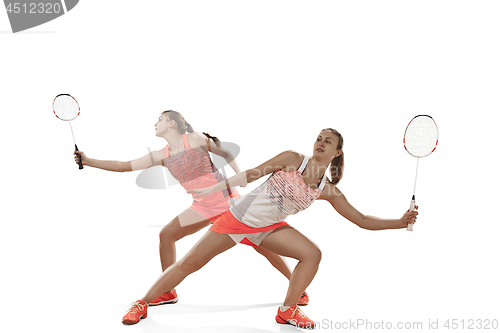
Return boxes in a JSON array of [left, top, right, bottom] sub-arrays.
[[228, 229, 277, 246]]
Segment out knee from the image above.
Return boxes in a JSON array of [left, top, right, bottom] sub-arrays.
[[303, 246, 322, 266], [314, 247, 322, 265], [159, 225, 181, 244]]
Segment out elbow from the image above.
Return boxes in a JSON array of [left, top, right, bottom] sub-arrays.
[[121, 161, 132, 172], [357, 215, 374, 231]]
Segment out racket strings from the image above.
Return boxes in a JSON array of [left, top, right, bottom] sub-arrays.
[[404, 117, 438, 157], [53, 95, 80, 121]]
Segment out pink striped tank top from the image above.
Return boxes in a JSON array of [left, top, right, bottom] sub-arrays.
[[164, 134, 234, 205], [230, 155, 327, 228]]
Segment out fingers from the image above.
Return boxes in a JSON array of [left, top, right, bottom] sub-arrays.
[[189, 189, 208, 198], [407, 210, 418, 224], [407, 217, 417, 224], [407, 206, 419, 213], [187, 189, 201, 197], [406, 206, 419, 215], [74, 151, 84, 164]]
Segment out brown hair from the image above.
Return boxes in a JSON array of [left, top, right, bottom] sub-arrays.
[[162, 110, 193, 134], [161, 110, 220, 147], [323, 128, 344, 185]]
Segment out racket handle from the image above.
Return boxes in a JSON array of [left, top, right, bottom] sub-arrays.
[[75, 144, 84, 170], [407, 196, 415, 231]]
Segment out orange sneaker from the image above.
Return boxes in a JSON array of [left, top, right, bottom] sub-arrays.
[[122, 300, 148, 325], [149, 289, 178, 306], [276, 304, 316, 329], [297, 291, 309, 306]]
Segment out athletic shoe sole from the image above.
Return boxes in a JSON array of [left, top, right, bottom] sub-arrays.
[[148, 297, 179, 306], [276, 319, 316, 330], [122, 314, 147, 325]]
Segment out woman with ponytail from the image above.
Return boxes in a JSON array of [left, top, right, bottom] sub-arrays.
[[73, 110, 308, 307], [121, 128, 419, 328]]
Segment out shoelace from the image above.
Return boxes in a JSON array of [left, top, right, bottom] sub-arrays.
[[290, 306, 315, 328], [291, 306, 304, 319], [128, 301, 146, 313]]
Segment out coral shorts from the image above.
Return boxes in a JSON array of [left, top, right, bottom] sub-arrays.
[[210, 210, 288, 247], [188, 191, 269, 247], [189, 190, 241, 222]]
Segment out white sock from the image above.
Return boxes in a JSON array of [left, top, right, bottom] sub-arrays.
[[280, 305, 291, 312]]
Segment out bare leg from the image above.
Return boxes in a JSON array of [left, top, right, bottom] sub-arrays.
[[259, 225, 321, 307], [142, 230, 236, 303], [159, 210, 294, 280], [159, 209, 211, 271], [252, 246, 292, 280]]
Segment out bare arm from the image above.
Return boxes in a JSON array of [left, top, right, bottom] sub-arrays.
[[74, 148, 164, 172], [188, 150, 302, 197], [202, 134, 242, 174], [319, 183, 418, 230]]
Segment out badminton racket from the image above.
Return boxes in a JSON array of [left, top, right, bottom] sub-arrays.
[[403, 115, 439, 231], [53, 94, 83, 169]]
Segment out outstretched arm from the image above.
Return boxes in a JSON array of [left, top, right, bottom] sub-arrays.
[[74, 148, 164, 172], [319, 183, 418, 230], [189, 150, 302, 197]]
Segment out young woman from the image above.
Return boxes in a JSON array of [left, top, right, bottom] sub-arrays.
[[74, 110, 309, 307], [121, 128, 419, 329]]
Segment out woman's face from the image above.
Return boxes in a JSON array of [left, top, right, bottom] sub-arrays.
[[314, 130, 341, 159], [154, 114, 170, 136]]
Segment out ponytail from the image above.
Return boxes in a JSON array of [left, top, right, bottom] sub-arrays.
[[184, 121, 194, 134], [330, 152, 344, 185], [323, 128, 344, 185], [203, 132, 221, 148]]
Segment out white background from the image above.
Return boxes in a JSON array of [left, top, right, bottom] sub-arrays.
[[1, 1, 499, 332]]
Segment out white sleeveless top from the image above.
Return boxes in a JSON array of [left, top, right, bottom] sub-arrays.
[[230, 156, 327, 228]]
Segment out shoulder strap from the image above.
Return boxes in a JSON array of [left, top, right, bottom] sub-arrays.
[[164, 145, 170, 158], [298, 155, 310, 174], [183, 133, 190, 149], [318, 174, 328, 190]]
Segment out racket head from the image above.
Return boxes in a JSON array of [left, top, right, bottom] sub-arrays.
[[53, 94, 80, 121], [404, 115, 439, 158]]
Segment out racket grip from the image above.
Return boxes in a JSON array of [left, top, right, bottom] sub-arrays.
[[75, 144, 84, 170], [407, 196, 415, 231]]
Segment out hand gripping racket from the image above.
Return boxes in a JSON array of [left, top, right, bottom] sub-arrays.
[[403, 115, 439, 231], [53, 94, 83, 169]]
